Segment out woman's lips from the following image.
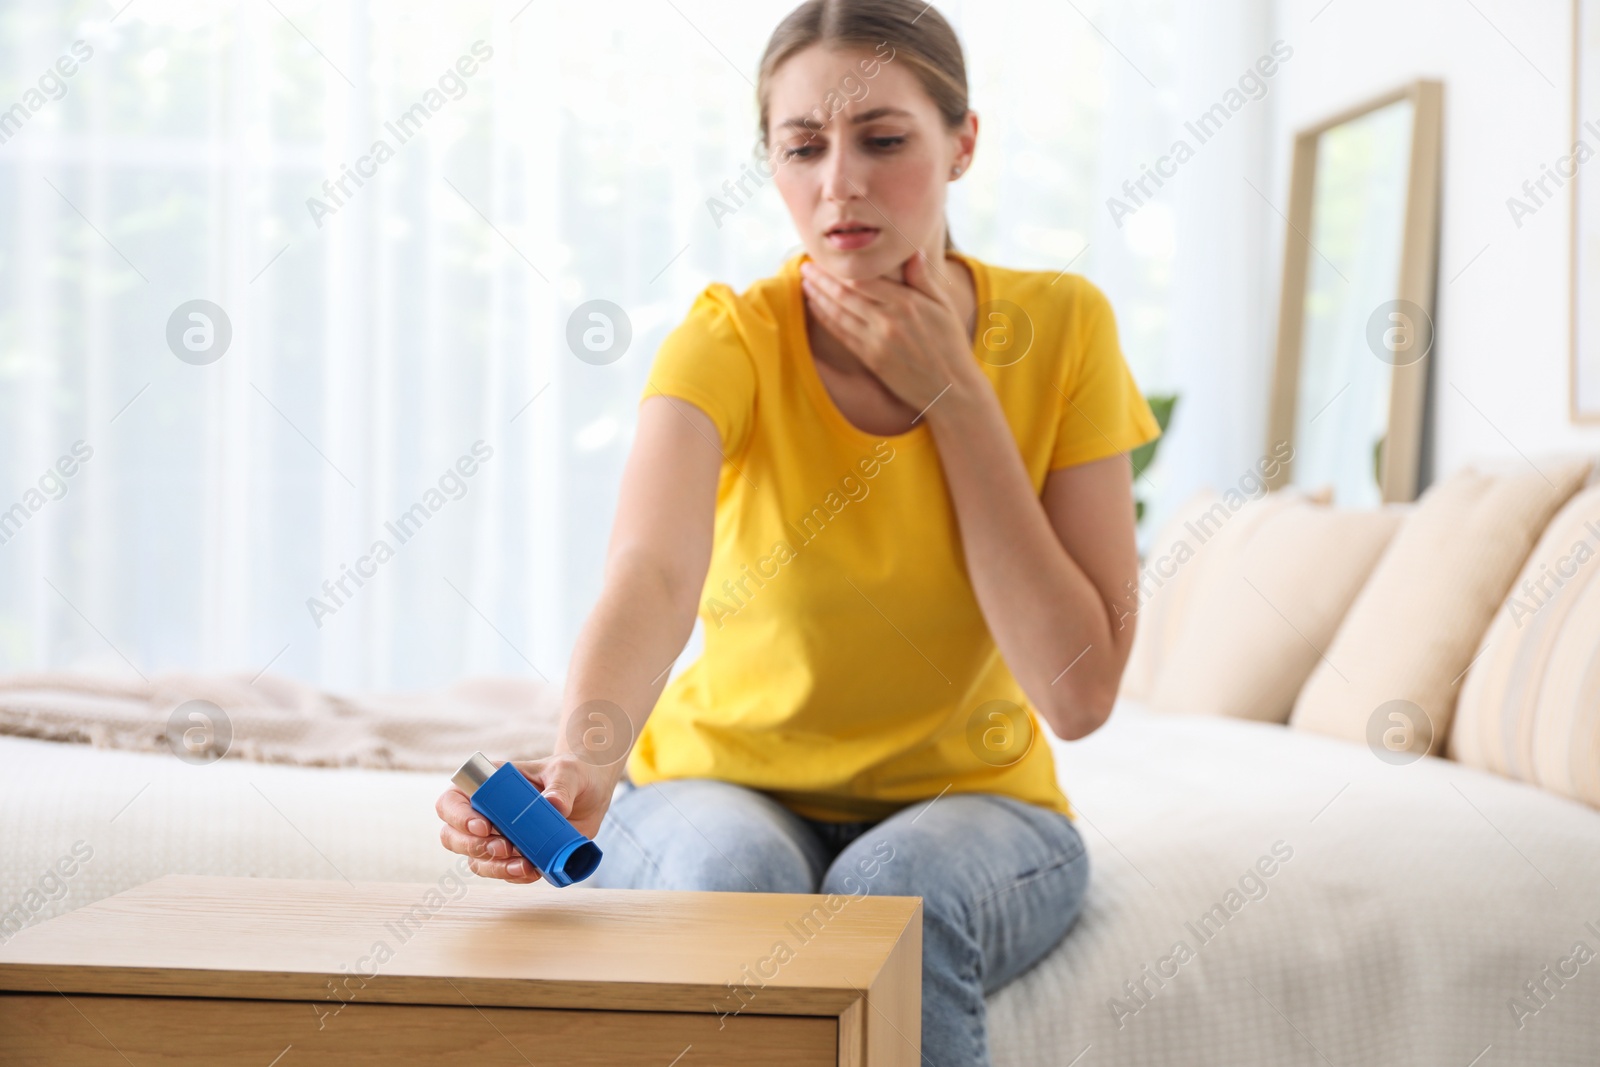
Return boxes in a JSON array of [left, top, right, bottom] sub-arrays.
[[825, 226, 881, 251]]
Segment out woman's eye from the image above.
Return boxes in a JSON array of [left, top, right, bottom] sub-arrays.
[[783, 144, 820, 161], [867, 135, 906, 151]]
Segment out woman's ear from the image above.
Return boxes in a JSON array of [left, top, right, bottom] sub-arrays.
[[951, 111, 978, 179]]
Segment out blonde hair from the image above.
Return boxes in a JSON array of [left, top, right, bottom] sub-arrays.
[[756, 0, 969, 251]]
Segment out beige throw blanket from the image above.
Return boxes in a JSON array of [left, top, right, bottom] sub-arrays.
[[0, 671, 562, 771]]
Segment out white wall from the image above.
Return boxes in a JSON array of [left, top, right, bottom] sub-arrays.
[[1268, 0, 1600, 481]]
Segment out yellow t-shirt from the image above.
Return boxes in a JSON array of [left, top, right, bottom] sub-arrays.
[[628, 250, 1161, 823]]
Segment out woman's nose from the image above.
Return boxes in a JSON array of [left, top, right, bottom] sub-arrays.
[[820, 140, 862, 203]]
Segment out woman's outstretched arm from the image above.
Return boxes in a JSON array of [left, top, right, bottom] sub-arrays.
[[436, 394, 722, 881], [561, 394, 723, 769]]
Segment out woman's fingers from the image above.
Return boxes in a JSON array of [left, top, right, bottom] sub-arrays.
[[808, 258, 936, 312], [446, 822, 543, 882], [803, 260, 885, 303], [802, 266, 877, 323], [439, 823, 515, 860], [436, 788, 492, 837], [901, 250, 953, 308], [848, 273, 916, 306], [437, 782, 545, 883], [529, 757, 577, 820], [800, 267, 876, 321], [803, 277, 871, 341], [468, 854, 543, 883]]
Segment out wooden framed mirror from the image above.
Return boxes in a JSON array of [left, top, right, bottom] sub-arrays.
[[1266, 80, 1443, 504]]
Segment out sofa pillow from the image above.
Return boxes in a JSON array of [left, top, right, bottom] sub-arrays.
[[1289, 457, 1593, 756], [1449, 484, 1600, 807], [1119, 489, 1220, 700], [1122, 487, 1331, 702], [1148, 498, 1403, 722]]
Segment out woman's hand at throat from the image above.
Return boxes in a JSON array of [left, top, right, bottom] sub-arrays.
[[800, 251, 985, 422]]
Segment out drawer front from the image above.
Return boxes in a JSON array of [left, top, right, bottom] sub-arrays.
[[0, 993, 839, 1066]]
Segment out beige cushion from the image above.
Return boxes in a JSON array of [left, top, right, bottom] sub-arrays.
[[1148, 498, 1403, 722], [1449, 484, 1600, 807], [1289, 457, 1593, 756], [1120, 489, 1220, 700]]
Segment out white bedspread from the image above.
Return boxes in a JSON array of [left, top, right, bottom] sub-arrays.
[[994, 702, 1600, 1066], [3, 701, 1598, 1065]]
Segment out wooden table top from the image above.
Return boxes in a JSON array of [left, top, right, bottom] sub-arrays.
[[0, 875, 922, 1017]]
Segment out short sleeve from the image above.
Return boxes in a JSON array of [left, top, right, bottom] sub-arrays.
[[639, 287, 758, 457], [1049, 279, 1162, 470]]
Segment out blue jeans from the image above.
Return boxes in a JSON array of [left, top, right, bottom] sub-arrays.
[[587, 776, 1091, 1066]]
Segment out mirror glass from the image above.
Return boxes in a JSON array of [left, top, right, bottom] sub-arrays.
[[1291, 98, 1414, 507]]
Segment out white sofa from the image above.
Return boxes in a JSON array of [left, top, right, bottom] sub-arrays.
[[4, 693, 1597, 1065]]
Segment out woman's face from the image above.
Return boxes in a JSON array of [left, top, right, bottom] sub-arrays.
[[765, 45, 976, 281]]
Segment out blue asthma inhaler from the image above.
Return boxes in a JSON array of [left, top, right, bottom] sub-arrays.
[[451, 752, 603, 887]]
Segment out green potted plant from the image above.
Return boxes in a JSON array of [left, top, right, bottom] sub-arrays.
[[1131, 393, 1178, 524]]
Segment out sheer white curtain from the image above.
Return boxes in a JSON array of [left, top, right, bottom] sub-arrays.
[[1156, 0, 1280, 519], [0, 0, 1264, 691]]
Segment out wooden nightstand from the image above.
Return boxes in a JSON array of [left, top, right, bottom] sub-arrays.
[[0, 874, 922, 1066]]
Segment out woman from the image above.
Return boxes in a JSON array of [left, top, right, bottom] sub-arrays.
[[437, 0, 1160, 1060]]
